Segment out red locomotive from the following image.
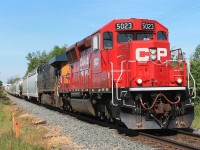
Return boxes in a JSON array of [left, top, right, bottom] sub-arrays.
[[7, 18, 196, 130], [58, 18, 196, 129]]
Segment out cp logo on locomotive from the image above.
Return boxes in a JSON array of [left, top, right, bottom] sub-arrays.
[[136, 48, 167, 61]]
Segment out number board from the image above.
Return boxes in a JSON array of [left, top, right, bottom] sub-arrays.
[[115, 22, 133, 30], [142, 22, 155, 30]]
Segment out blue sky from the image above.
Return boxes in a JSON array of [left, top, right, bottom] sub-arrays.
[[0, 0, 200, 83]]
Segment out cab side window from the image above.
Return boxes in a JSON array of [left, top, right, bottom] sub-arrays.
[[103, 32, 113, 49], [157, 31, 167, 40]]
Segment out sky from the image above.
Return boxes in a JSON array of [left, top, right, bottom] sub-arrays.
[[0, 0, 200, 83]]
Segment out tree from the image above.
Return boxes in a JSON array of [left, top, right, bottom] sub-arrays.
[[48, 45, 66, 60], [190, 44, 200, 61], [7, 76, 20, 84], [25, 50, 48, 75], [25, 45, 67, 75], [0, 80, 2, 87], [190, 44, 200, 100], [0, 80, 3, 97]]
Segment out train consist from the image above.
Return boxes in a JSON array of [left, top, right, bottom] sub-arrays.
[[4, 18, 196, 130]]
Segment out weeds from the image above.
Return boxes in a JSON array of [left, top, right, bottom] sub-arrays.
[[0, 131, 44, 150], [0, 98, 47, 150], [192, 100, 200, 129]]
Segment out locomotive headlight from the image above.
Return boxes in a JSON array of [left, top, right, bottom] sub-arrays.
[[150, 54, 157, 60], [150, 48, 157, 61], [177, 78, 183, 84], [136, 78, 143, 85], [150, 48, 157, 55]]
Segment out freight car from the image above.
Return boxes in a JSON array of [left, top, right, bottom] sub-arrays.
[[58, 18, 196, 129], [22, 68, 38, 100], [15, 79, 23, 97], [2, 84, 11, 93], [8, 79, 22, 97]]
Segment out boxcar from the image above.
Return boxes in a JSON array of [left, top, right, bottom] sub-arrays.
[[15, 79, 23, 97]]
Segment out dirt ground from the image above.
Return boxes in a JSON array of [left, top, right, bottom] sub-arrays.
[[11, 102, 83, 150]]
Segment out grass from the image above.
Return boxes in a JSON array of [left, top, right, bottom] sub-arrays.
[[192, 100, 200, 129], [0, 132, 43, 150], [0, 97, 48, 150], [0, 89, 78, 150]]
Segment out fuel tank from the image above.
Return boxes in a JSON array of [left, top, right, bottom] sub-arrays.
[[70, 98, 95, 116]]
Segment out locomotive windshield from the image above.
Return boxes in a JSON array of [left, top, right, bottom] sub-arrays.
[[117, 32, 153, 43], [117, 33, 134, 43], [136, 33, 153, 40], [116, 31, 167, 43]]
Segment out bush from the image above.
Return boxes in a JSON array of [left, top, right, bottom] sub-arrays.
[[192, 97, 200, 129], [0, 88, 7, 99]]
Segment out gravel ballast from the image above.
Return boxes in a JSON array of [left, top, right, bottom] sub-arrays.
[[9, 96, 152, 150], [193, 129, 200, 134]]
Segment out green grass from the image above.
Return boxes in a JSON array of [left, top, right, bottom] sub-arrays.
[[0, 88, 6, 98], [192, 100, 200, 129], [0, 132, 43, 150], [0, 98, 46, 150]]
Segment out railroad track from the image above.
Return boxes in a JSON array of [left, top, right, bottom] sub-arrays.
[[166, 129, 200, 149], [66, 110, 200, 150], [127, 129, 200, 150], [65, 109, 200, 150]]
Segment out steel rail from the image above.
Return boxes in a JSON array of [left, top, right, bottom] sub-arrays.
[[139, 132, 200, 150]]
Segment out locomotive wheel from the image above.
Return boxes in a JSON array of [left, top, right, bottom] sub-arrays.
[[98, 111, 104, 120], [106, 115, 113, 123], [61, 97, 67, 111]]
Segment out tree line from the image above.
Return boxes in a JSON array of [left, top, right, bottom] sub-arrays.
[[190, 44, 200, 100], [7, 45, 66, 83], [25, 45, 66, 75]]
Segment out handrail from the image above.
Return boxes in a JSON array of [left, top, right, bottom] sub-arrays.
[[111, 59, 196, 107], [109, 62, 118, 106], [116, 60, 136, 100], [187, 61, 196, 99]]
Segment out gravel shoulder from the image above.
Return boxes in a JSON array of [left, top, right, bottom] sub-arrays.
[[9, 95, 152, 150]]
